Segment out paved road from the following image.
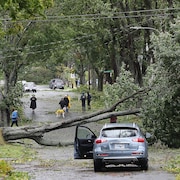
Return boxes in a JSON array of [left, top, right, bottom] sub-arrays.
[[19, 85, 176, 180], [14, 145, 176, 180], [22, 85, 80, 123]]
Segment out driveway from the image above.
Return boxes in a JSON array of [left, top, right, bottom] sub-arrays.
[[19, 85, 176, 180]]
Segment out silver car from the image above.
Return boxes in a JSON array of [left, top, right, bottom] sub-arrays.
[[74, 123, 149, 172], [23, 82, 37, 92], [49, 79, 64, 89]]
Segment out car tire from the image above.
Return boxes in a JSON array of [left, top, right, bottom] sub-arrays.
[[140, 159, 148, 170], [93, 159, 104, 172]]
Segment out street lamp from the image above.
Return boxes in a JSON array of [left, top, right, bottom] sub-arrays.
[[130, 26, 160, 34]]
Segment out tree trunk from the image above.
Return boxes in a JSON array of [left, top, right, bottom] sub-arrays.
[[91, 69, 97, 89], [2, 109, 140, 146], [97, 72, 104, 91], [94, 67, 104, 91]]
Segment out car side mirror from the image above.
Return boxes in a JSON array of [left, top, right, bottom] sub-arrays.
[[145, 132, 152, 139]]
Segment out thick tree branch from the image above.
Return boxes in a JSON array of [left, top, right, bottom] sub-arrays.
[[2, 109, 140, 146]]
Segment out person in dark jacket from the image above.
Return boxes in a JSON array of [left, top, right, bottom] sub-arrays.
[[30, 94, 37, 112], [64, 95, 69, 112], [80, 92, 86, 111], [59, 98, 66, 109], [87, 92, 92, 109]]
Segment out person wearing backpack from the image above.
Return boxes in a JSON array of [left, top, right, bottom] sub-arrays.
[[11, 108, 19, 127]]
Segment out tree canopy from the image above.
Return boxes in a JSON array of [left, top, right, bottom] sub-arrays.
[[142, 19, 180, 148], [0, 0, 54, 126], [0, 0, 54, 20], [0, 0, 179, 148]]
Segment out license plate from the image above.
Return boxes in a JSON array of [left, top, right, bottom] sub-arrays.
[[114, 143, 125, 150]]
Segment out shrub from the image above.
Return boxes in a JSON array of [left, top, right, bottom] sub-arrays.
[[0, 160, 12, 176]]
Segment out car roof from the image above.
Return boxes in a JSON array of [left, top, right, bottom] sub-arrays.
[[102, 123, 139, 129], [51, 78, 63, 80], [50, 78, 64, 82], [25, 82, 35, 84]]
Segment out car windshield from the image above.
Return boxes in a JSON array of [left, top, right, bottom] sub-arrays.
[[101, 127, 137, 138]]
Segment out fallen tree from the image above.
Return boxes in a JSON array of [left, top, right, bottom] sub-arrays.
[[1, 89, 146, 146]]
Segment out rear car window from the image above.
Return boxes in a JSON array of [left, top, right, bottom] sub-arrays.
[[101, 128, 137, 138]]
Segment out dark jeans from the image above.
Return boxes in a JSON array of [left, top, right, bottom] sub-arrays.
[[82, 105, 86, 111], [11, 120, 18, 127], [87, 100, 91, 109]]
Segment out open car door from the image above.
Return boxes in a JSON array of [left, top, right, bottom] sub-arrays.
[[74, 125, 97, 159]]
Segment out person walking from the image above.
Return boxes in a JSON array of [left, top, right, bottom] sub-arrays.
[[64, 95, 69, 112], [87, 92, 92, 109], [59, 97, 66, 109], [11, 108, 19, 127], [67, 94, 71, 111], [80, 92, 86, 111], [30, 94, 37, 112]]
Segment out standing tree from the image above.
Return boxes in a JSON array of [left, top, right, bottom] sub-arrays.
[[0, 0, 54, 126], [142, 19, 180, 148]]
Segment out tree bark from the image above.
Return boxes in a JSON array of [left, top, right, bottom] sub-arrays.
[[2, 109, 140, 146]]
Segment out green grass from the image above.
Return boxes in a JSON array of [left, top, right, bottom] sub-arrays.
[[0, 144, 36, 179], [149, 147, 180, 179], [164, 155, 180, 180], [0, 144, 36, 160]]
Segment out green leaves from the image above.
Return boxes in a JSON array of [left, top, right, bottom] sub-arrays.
[[142, 19, 180, 148], [1, 0, 54, 20], [104, 63, 141, 110]]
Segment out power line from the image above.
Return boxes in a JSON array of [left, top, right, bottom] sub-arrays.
[[0, 34, 98, 59], [2, 13, 177, 24], [45, 7, 180, 19], [0, 8, 179, 58], [23, 14, 176, 22], [0, 40, 91, 59], [0, 22, 148, 56], [0, 15, 176, 59], [1, 33, 97, 53], [1, 7, 179, 22]]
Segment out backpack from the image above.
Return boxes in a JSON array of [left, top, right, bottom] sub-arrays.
[[81, 95, 86, 100]]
